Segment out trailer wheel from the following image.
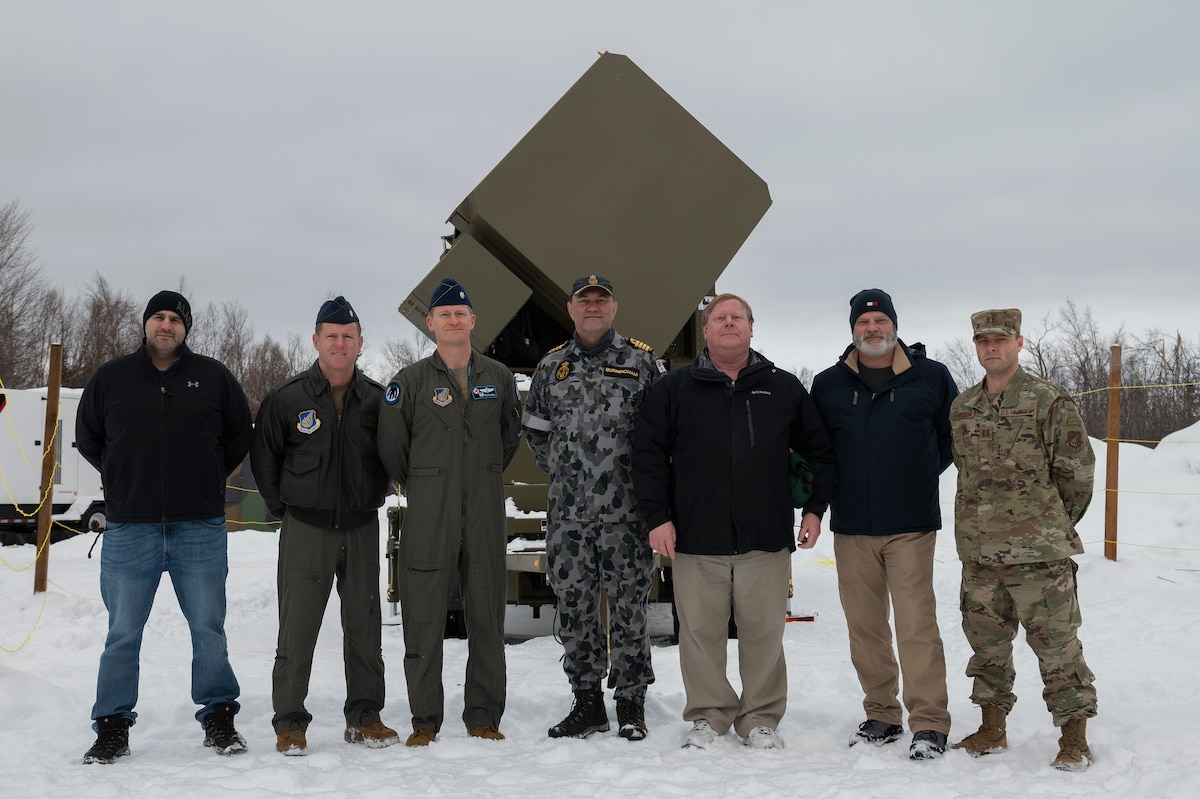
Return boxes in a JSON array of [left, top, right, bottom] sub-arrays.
[[81, 503, 106, 532]]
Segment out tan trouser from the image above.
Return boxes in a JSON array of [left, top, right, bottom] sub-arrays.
[[834, 531, 950, 734], [672, 549, 790, 737]]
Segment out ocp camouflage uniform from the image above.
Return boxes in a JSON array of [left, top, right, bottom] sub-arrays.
[[522, 331, 664, 700], [951, 366, 1098, 724]]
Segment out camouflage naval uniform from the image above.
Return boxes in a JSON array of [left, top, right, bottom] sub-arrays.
[[522, 331, 665, 700], [951, 365, 1098, 725]]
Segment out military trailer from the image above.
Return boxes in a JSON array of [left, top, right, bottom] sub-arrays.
[[387, 52, 771, 626]]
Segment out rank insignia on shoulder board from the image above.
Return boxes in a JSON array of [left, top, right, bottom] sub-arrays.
[[433, 388, 453, 407]]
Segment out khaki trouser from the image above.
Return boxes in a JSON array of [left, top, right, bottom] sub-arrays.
[[834, 531, 950, 734], [672, 549, 790, 738], [272, 512, 386, 732]]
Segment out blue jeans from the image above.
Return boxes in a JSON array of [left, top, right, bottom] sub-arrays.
[[92, 518, 241, 728]]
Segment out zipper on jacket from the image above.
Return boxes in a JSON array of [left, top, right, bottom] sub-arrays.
[[333, 387, 345, 530], [159, 382, 169, 523], [745, 398, 756, 448], [852, 390, 858, 406]]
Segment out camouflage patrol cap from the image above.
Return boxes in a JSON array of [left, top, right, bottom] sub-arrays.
[[971, 308, 1022, 338]]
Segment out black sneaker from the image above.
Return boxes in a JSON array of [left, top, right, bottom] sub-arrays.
[[82, 716, 131, 765], [203, 705, 248, 755], [616, 697, 647, 741], [548, 689, 609, 738], [849, 719, 904, 747], [909, 729, 948, 760]]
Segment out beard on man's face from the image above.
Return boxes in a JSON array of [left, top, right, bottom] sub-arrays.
[[854, 330, 897, 359]]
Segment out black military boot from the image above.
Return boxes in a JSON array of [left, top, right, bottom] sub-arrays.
[[82, 716, 131, 765], [548, 689, 610, 738], [616, 697, 647, 741]]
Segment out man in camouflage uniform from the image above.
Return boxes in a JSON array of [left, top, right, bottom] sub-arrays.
[[522, 274, 666, 741], [950, 308, 1098, 772]]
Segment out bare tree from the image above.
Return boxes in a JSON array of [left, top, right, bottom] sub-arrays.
[[0, 201, 50, 387], [935, 336, 982, 392], [370, 330, 433, 381], [60, 275, 140, 387]]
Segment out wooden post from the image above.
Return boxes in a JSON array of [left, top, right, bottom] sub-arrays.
[[34, 344, 64, 593], [1103, 345, 1120, 562]]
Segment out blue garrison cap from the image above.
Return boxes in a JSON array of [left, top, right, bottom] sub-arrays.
[[315, 296, 358, 325], [429, 278, 473, 309]]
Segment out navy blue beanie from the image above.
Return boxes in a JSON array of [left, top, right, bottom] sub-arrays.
[[849, 288, 897, 328]]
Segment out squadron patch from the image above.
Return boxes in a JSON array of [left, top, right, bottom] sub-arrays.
[[296, 410, 321, 435], [1067, 430, 1083, 450], [384, 382, 401, 405], [556, 361, 572, 381], [472, 385, 498, 400], [433, 388, 453, 407]]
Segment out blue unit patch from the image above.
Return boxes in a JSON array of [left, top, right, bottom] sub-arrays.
[[296, 409, 321, 435], [472, 385, 498, 400], [384, 382, 401, 405]]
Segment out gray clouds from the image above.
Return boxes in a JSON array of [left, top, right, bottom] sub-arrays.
[[2, 0, 1196, 378]]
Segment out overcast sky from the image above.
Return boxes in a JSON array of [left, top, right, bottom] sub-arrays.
[[3, 0, 1197, 378]]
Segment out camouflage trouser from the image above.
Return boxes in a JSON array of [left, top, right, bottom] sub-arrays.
[[960, 558, 1097, 725], [546, 520, 655, 700]]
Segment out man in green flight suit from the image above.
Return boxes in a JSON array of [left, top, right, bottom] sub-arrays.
[[377, 278, 521, 746]]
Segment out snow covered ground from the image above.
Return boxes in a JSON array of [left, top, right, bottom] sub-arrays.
[[3, 425, 1199, 798]]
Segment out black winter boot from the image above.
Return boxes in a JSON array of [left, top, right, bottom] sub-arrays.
[[616, 697, 647, 741], [548, 689, 610, 738], [203, 705, 248, 755], [82, 716, 131, 765]]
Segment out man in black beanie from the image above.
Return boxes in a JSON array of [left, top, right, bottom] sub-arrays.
[[76, 289, 253, 764], [810, 288, 959, 760], [251, 295, 398, 755]]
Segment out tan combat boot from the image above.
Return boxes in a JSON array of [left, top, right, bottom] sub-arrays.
[[1051, 717, 1092, 772], [952, 704, 1008, 756]]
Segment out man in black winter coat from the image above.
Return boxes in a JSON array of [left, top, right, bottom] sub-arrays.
[[633, 293, 835, 752], [810, 288, 958, 761], [76, 290, 253, 765]]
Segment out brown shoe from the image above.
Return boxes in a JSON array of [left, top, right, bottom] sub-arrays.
[[276, 730, 307, 757], [1051, 718, 1092, 772], [344, 721, 400, 749], [952, 704, 1008, 756], [468, 724, 505, 740], [406, 728, 437, 747]]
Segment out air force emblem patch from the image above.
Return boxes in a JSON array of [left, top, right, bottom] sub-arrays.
[[433, 388, 453, 407], [384, 382, 401, 405], [297, 410, 321, 435]]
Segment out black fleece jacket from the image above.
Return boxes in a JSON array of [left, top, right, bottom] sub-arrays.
[[76, 344, 252, 523]]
